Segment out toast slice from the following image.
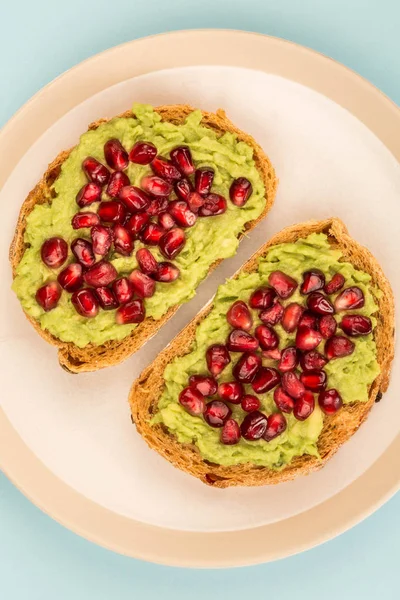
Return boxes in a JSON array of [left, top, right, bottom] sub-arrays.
[[10, 105, 277, 373], [129, 217, 395, 488]]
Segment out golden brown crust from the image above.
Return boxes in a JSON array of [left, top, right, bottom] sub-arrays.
[[129, 217, 395, 488], [9, 105, 277, 373]]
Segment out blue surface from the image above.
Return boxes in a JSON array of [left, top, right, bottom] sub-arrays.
[[1, 0, 399, 597]]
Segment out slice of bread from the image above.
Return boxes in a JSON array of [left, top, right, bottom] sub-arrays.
[[129, 217, 395, 488], [9, 105, 277, 373]]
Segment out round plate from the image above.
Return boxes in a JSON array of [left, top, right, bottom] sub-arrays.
[[1, 30, 399, 566]]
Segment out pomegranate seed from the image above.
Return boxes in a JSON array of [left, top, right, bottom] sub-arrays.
[[57, 263, 83, 292], [35, 281, 61, 311], [106, 171, 130, 198], [278, 347, 299, 372], [71, 238, 95, 268], [241, 395, 261, 412], [325, 336, 355, 359], [153, 262, 180, 282], [129, 270, 156, 298], [299, 310, 320, 330], [82, 157, 110, 186], [319, 389, 343, 414], [198, 193, 227, 217], [95, 286, 119, 310], [229, 177, 253, 207], [72, 212, 100, 229], [151, 156, 182, 181], [282, 303, 304, 333], [262, 348, 282, 361], [218, 381, 244, 404], [147, 197, 169, 216], [104, 139, 128, 171], [293, 391, 315, 421], [71, 288, 99, 318], [40, 237, 68, 269], [187, 191, 205, 213], [136, 248, 158, 275], [227, 329, 259, 352], [307, 292, 334, 315], [129, 141, 157, 165], [140, 223, 165, 246], [241, 411, 268, 441], [263, 413, 287, 441], [226, 301, 253, 331], [282, 371, 306, 400], [126, 212, 150, 237], [252, 367, 280, 394], [115, 298, 145, 324], [91, 225, 113, 256], [206, 344, 231, 377], [179, 387, 206, 417], [268, 271, 298, 299], [273, 387, 295, 413], [174, 178, 193, 201], [221, 419, 241, 445], [341, 315, 372, 336], [119, 186, 151, 212], [170, 146, 195, 176], [76, 182, 102, 208], [84, 261, 117, 288], [300, 370, 327, 392], [168, 200, 197, 227], [300, 270, 325, 295], [334, 286, 365, 311], [195, 167, 214, 196], [260, 302, 284, 326], [112, 224, 134, 256], [255, 324, 279, 350], [295, 326, 322, 351], [98, 201, 126, 223], [189, 375, 218, 397], [159, 228, 185, 259], [300, 351, 328, 372], [158, 211, 175, 230], [204, 401, 232, 427], [319, 314, 337, 339], [232, 352, 261, 383], [112, 277, 134, 304], [324, 273, 345, 295], [249, 287, 276, 309]]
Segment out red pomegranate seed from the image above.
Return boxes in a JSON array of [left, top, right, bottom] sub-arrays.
[[129, 141, 157, 165], [241, 411, 268, 440], [82, 157, 110, 185], [195, 167, 214, 196], [249, 287, 276, 309], [40, 237, 68, 269], [204, 401, 232, 427], [129, 269, 156, 298], [104, 139, 128, 171], [71, 238, 96, 268], [300, 270, 325, 295], [262, 348, 282, 361], [153, 262, 180, 282], [252, 367, 280, 394], [254, 324, 279, 350], [299, 310, 320, 330], [233, 352, 261, 383], [106, 171, 130, 198], [168, 200, 197, 227], [151, 156, 182, 181], [227, 329, 259, 352], [136, 248, 158, 275], [229, 177, 253, 207], [159, 228, 185, 259], [57, 263, 83, 292], [170, 146, 195, 176], [206, 344, 231, 377], [282, 303, 304, 333], [300, 351, 328, 372], [295, 325, 322, 351], [324, 273, 345, 295], [281, 371, 306, 400], [91, 225, 113, 256], [189, 375, 218, 397], [158, 212, 175, 230], [35, 282, 61, 311], [179, 387, 206, 417], [334, 286, 365, 311], [319, 389, 343, 414], [147, 197, 169, 216], [71, 288, 99, 318], [112, 224, 134, 256], [221, 419, 241, 445], [115, 299, 145, 324], [112, 277, 134, 304], [341, 315, 372, 337], [76, 182, 102, 207], [260, 302, 284, 326], [140, 223, 165, 246], [84, 261, 117, 287], [263, 413, 287, 441], [95, 286, 119, 310], [319, 314, 337, 339], [187, 191, 205, 213], [278, 347, 299, 372], [300, 370, 327, 392], [126, 212, 150, 237], [307, 292, 334, 315], [98, 201, 126, 223], [241, 395, 261, 412], [198, 194, 227, 217], [218, 381, 244, 404], [268, 271, 298, 299], [72, 212, 100, 229], [119, 186, 151, 212], [273, 386, 295, 413], [227, 300, 253, 331], [293, 391, 315, 421], [325, 336, 355, 359], [174, 178, 193, 202]]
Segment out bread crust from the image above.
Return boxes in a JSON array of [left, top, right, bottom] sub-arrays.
[[9, 105, 277, 373], [129, 218, 395, 488]]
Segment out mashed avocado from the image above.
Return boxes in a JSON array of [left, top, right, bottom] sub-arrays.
[[155, 233, 381, 469], [12, 104, 266, 347]]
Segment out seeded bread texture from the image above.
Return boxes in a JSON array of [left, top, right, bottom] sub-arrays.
[[129, 218, 395, 488], [9, 105, 278, 373]]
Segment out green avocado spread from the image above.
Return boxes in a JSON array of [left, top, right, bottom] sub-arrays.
[[154, 233, 381, 469], [12, 104, 266, 347]]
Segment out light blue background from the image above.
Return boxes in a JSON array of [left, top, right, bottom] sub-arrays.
[[1, 1, 399, 598]]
